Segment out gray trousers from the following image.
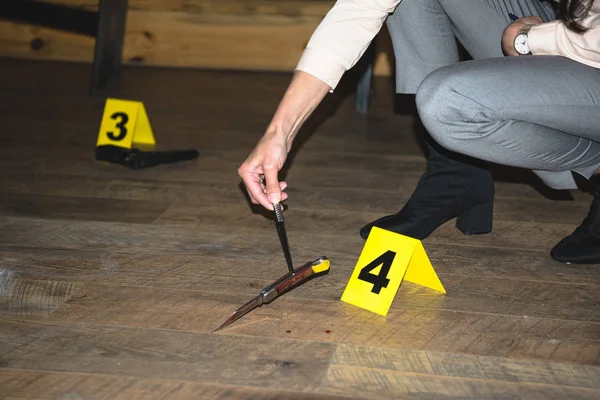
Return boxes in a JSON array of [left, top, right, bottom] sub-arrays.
[[417, 57, 600, 190], [387, 0, 556, 92], [387, 0, 600, 190]]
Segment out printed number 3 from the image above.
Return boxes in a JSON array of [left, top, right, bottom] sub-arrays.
[[358, 250, 395, 294], [107, 112, 129, 141]]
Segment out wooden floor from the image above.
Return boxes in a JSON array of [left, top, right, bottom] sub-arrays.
[[0, 58, 599, 400]]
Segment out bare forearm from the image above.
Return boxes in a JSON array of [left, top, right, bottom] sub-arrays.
[[237, 71, 331, 209], [265, 70, 331, 150]]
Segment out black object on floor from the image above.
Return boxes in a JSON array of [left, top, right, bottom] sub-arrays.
[[95, 145, 199, 169]]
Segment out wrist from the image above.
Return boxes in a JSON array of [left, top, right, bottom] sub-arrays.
[[262, 70, 330, 152], [265, 119, 294, 151]]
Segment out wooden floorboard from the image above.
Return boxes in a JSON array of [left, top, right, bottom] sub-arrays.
[[0, 320, 337, 392], [0, 370, 356, 400], [1, 244, 599, 289], [0, 193, 169, 224], [0, 170, 592, 222], [1, 248, 599, 323], [3, 283, 597, 365], [2, 320, 599, 399], [0, 59, 599, 399], [0, 214, 592, 264]]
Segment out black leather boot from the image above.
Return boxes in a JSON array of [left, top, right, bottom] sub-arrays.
[[551, 178, 600, 264], [360, 138, 495, 240]]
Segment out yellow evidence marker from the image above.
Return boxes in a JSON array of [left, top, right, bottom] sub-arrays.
[[96, 98, 156, 150], [341, 227, 445, 316]]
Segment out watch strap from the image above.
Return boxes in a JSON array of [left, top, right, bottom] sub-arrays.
[[517, 24, 533, 35]]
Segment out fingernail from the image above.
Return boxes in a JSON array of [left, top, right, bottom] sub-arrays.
[[269, 193, 280, 204]]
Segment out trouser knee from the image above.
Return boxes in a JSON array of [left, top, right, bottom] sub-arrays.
[[416, 68, 462, 151], [415, 65, 489, 153]]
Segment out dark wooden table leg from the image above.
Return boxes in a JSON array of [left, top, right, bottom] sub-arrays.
[[91, 0, 128, 95], [355, 42, 376, 114]]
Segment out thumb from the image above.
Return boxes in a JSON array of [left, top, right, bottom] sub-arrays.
[[263, 167, 281, 205]]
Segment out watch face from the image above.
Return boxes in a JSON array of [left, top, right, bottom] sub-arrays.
[[514, 33, 530, 55]]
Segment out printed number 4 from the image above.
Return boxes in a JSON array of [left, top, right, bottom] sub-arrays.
[[358, 250, 396, 294], [107, 112, 129, 141]]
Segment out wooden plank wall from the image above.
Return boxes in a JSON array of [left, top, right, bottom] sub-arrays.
[[0, 0, 395, 76]]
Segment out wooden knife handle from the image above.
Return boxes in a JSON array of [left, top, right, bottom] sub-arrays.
[[262, 257, 330, 304]]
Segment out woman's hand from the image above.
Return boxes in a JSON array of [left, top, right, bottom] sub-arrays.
[[238, 131, 289, 210], [502, 16, 543, 56]]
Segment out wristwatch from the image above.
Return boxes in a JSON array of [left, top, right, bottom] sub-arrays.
[[514, 25, 533, 55]]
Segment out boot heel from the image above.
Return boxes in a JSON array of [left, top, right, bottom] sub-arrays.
[[456, 199, 493, 235]]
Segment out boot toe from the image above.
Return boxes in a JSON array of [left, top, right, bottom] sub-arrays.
[[359, 215, 431, 240], [550, 234, 600, 264], [359, 214, 396, 239], [359, 224, 372, 239]]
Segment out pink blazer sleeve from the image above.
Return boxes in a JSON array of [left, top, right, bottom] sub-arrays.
[[528, 3, 600, 68], [296, 0, 402, 92]]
